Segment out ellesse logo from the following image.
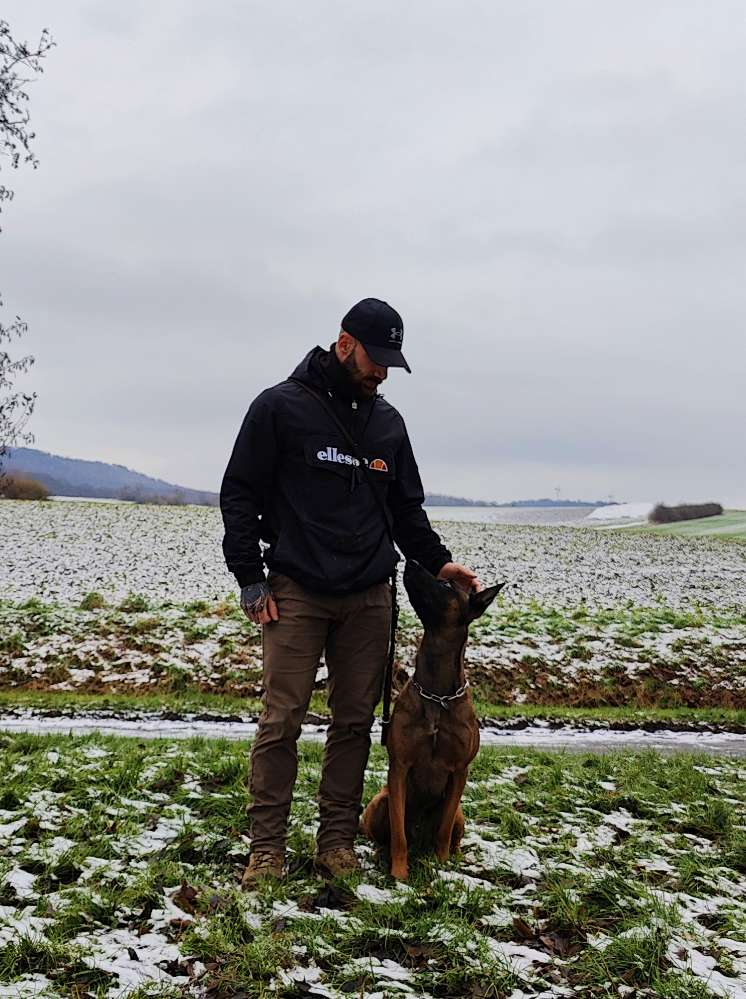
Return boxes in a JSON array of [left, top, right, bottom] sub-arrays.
[[316, 446, 388, 471]]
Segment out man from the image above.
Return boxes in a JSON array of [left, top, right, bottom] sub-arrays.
[[220, 297, 480, 886]]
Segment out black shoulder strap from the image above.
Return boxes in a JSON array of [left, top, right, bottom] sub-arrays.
[[289, 375, 399, 745]]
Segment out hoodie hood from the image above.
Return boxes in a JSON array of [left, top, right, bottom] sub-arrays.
[[292, 344, 383, 404], [289, 345, 327, 389]]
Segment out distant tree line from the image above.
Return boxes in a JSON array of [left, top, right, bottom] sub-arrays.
[[116, 485, 219, 506], [0, 471, 48, 499], [649, 502, 723, 524], [117, 485, 188, 505]]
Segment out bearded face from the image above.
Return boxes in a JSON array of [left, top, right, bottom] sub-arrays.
[[340, 340, 387, 398]]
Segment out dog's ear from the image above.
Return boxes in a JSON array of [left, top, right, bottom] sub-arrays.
[[467, 582, 506, 622]]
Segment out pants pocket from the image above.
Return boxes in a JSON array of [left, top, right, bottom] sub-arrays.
[[364, 579, 393, 609]]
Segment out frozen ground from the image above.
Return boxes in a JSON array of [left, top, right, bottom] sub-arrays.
[[0, 735, 745, 998]]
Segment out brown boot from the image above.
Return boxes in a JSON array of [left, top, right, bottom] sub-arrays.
[[241, 850, 284, 889], [314, 847, 360, 878]]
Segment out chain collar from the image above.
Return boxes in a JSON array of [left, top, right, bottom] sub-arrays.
[[412, 678, 469, 710]]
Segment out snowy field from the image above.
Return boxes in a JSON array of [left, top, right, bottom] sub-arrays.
[[1, 735, 745, 999], [3, 498, 746, 608], [2, 500, 746, 709]]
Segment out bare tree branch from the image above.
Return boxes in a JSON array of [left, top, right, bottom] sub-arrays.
[[0, 19, 54, 484]]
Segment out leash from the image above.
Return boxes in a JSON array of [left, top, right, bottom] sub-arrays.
[[289, 377, 400, 746], [412, 678, 469, 710]]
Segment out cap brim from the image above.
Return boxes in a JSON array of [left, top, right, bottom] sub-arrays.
[[362, 343, 412, 373]]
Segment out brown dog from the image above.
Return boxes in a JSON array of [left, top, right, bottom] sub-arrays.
[[361, 560, 505, 881]]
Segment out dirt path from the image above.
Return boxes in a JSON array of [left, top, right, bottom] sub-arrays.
[[1, 711, 745, 756]]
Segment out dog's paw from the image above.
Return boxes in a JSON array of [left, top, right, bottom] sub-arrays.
[[390, 860, 409, 882]]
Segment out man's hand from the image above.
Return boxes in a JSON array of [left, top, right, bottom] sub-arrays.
[[437, 562, 481, 593], [240, 582, 280, 625]]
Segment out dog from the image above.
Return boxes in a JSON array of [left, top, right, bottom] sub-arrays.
[[361, 560, 505, 881]]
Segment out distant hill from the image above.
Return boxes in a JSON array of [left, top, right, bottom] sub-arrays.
[[3, 448, 219, 506], [3, 448, 618, 509], [424, 493, 500, 507]]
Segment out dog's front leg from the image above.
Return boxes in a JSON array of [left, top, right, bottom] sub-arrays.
[[388, 764, 410, 881], [435, 769, 468, 862]]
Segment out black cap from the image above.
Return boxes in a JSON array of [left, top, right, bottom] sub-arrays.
[[341, 298, 411, 373]]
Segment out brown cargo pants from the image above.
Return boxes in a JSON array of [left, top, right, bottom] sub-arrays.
[[248, 569, 392, 854]]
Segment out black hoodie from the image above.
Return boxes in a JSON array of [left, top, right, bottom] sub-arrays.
[[219, 345, 452, 594]]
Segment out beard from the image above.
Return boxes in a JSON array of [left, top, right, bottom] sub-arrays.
[[341, 352, 382, 398]]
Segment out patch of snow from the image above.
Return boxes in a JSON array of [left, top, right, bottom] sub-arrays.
[[5, 868, 36, 899], [464, 836, 543, 879], [507, 988, 574, 999], [438, 869, 496, 890], [0, 908, 54, 947], [566, 825, 613, 854], [481, 907, 514, 929], [347, 957, 412, 982], [0, 817, 27, 839], [278, 964, 323, 986], [126, 815, 188, 855], [488, 939, 551, 973], [271, 899, 350, 924], [721, 939, 746, 957], [149, 892, 195, 930], [635, 855, 676, 875], [603, 809, 640, 833], [72, 926, 186, 997], [0, 975, 60, 998], [40, 836, 77, 862], [355, 884, 397, 904], [586, 502, 654, 522], [668, 938, 746, 998]]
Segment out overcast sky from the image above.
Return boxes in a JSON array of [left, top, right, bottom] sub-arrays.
[[3, 1, 744, 505]]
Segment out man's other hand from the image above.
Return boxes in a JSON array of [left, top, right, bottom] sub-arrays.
[[240, 582, 280, 625], [437, 562, 481, 593]]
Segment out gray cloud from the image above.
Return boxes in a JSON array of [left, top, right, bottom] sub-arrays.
[[1, 0, 744, 506]]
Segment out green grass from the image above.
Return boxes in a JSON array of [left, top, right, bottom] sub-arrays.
[[0, 687, 320, 718], [401, 598, 746, 640], [629, 509, 746, 540], [0, 735, 744, 996], [4, 594, 746, 713]]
